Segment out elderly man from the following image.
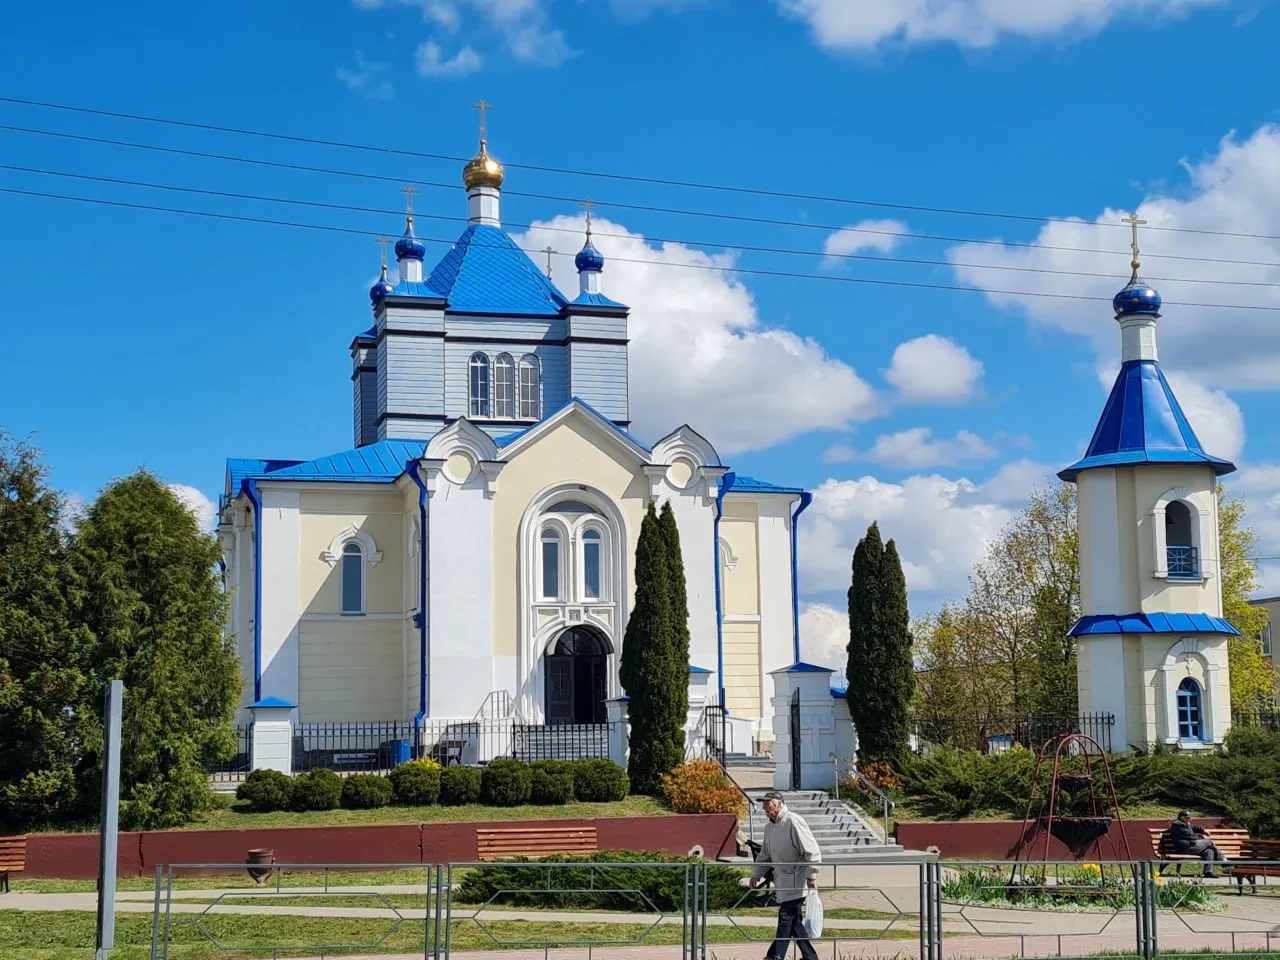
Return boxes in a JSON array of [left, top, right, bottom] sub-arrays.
[[1163, 810, 1225, 878], [748, 791, 822, 960]]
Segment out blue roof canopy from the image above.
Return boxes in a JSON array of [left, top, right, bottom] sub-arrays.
[[1059, 361, 1236, 482], [1069, 612, 1240, 637], [426, 225, 568, 316]]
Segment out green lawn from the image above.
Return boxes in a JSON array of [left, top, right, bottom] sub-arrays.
[[0, 910, 914, 960], [891, 797, 1209, 824]]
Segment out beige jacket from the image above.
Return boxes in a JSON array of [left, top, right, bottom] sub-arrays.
[[751, 807, 822, 901]]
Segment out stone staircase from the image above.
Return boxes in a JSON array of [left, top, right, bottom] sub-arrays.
[[738, 789, 910, 861]]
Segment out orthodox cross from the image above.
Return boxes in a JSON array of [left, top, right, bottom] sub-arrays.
[[400, 183, 419, 215], [472, 99, 493, 141], [581, 199, 595, 237], [376, 235, 391, 267], [545, 245, 554, 279], [1122, 212, 1147, 267]]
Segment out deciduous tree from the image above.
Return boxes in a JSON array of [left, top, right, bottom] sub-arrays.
[[1218, 484, 1276, 709]]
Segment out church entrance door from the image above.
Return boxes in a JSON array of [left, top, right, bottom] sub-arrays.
[[544, 626, 611, 725]]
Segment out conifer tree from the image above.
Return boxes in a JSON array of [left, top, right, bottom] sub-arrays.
[[846, 522, 912, 769], [71, 471, 241, 830], [658, 501, 692, 711], [620, 502, 684, 793], [0, 434, 94, 828]]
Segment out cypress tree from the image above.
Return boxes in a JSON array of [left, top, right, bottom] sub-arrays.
[[71, 471, 241, 829], [658, 500, 691, 713], [0, 435, 94, 829], [620, 502, 683, 793], [846, 523, 912, 769]]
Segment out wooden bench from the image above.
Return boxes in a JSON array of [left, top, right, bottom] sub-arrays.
[[476, 826, 598, 862], [1228, 838, 1280, 894], [0, 836, 27, 894], [1148, 826, 1250, 876]]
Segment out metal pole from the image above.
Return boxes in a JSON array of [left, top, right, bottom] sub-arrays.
[[96, 679, 124, 960], [150, 864, 162, 960]]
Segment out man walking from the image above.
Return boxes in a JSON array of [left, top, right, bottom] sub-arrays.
[[1163, 810, 1226, 877], [748, 791, 822, 960]]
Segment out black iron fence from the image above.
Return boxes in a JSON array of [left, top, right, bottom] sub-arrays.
[[1232, 707, 1280, 730], [208, 724, 252, 782], [511, 723, 610, 761], [912, 712, 1115, 754]]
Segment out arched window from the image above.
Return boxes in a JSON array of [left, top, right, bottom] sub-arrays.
[[1176, 677, 1203, 740], [582, 528, 603, 599], [341, 542, 364, 614], [540, 527, 561, 600], [1166, 500, 1198, 579], [494, 353, 515, 419], [518, 354, 541, 420], [469, 353, 491, 418]]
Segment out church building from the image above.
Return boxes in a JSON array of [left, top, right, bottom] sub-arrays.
[[217, 122, 809, 753], [1062, 216, 1238, 751]]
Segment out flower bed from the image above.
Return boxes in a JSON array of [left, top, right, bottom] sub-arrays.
[[942, 864, 1221, 912]]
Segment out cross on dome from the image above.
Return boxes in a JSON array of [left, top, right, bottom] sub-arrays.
[[463, 99, 505, 191], [369, 234, 395, 305], [575, 199, 605, 274], [1113, 211, 1159, 317]]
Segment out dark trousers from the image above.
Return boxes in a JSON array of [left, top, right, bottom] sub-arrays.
[[1190, 839, 1225, 874], [767, 897, 818, 960]]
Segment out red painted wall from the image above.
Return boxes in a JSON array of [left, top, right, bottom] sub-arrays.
[[17, 814, 737, 879], [897, 817, 1228, 860]]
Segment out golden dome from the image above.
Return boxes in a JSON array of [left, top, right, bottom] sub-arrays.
[[463, 139, 505, 190]]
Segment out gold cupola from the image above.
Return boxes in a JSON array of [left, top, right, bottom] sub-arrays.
[[463, 139, 505, 191]]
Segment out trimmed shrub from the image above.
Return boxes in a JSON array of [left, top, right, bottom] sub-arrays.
[[481, 758, 533, 807], [530, 760, 574, 805], [236, 769, 294, 813], [660, 760, 746, 816], [341, 773, 393, 810], [390, 759, 442, 806], [290, 769, 343, 812], [457, 851, 746, 912], [572, 758, 629, 803], [440, 765, 482, 805]]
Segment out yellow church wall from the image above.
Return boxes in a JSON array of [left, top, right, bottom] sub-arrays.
[[298, 491, 405, 616], [1131, 467, 1222, 617], [720, 505, 760, 617], [723, 621, 763, 719], [491, 419, 649, 657], [298, 618, 403, 722]]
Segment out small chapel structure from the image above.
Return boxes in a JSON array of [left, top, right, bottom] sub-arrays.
[[216, 115, 809, 756], [1060, 215, 1238, 751]]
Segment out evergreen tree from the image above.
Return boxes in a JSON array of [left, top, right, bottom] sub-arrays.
[[620, 502, 684, 793], [71, 471, 241, 830], [658, 501, 691, 714], [0, 435, 94, 828], [846, 523, 912, 769]]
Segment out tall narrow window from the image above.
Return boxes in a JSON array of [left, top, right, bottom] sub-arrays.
[[469, 352, 491, 417], [518, 354, 541, 419], [583, 528, 602, 599], [494, 353, 515, 419], [1176, 677, 1203, 740], [1166, 500, 1198, 579], [341, 542, 364, 614], [1263, 623, 1273, 658], [541, 528, 561, 600]]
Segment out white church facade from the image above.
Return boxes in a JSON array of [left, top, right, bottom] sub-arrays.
[[216, 128, 809, 753]]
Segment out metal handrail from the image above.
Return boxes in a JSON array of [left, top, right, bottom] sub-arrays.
[[830, 753, 894, 845]]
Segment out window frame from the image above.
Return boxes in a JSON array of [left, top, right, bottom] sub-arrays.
[[494, 352, 516, 419], [1176, 677, 1204, 741], [581, 526, 604, 601], [469, 352, 491, 418], [518, 354, 542, 420], [340, 541, 366, 615], [539, 524, 564, 601]]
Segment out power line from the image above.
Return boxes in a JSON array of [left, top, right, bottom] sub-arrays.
[[4, 93, 1279, 243], [7, 160, 1280, 292], [5, 183, 1280, 312], [7, 121, 1280, 273]]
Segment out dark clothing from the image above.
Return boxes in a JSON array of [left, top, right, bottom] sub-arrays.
[[767, 896, 818, 960], [1165, 819, 1207, 853]]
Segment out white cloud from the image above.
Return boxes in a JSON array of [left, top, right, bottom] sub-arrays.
[[169, 484, 217, 531], [59, 492, 85, 533], [866, 427, 996, 469], [824, 442, 857, 464], [885, 334, 984, 404], [800, 603, 848, 675], [336, 51, 394, 100], [776, 0, 1226, 51], [949, 125, 1280, 423], [1159, 370, 1246, 463], [973, 459, 1056, 504], [415, 40, 484, 76], [514, 214, 881, 454], [823, 219, 909, 265]]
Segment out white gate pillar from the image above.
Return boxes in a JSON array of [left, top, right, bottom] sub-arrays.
[[769, 664, 838, 791], [248, 696, 296, 774], [605, 696, 630, 769]]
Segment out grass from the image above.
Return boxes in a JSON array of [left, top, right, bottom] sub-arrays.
[[12, 867, 441, 894], [890, 796, 1209, 824], [0, 910, 915, 959]]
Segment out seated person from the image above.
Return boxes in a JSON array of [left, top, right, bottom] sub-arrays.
[[1163, 811, 1225, 878]]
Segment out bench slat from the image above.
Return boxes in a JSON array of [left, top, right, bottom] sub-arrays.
[[476, 826, 598, 862]]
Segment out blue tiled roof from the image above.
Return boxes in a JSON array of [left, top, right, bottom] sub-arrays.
[[426, 225, 568, 316], [570, 291, 628, 310], [689, 665, 713, 674], [1059, 361, 1236, 482], [1069, 612, 1241, 637], [782, 661, 834, 673], [225, 440, 426, 498], [731, 475, 806, 495], [830, 686, 847, 698], [387, 280, 445, 300], [248, 696, 297, 710]]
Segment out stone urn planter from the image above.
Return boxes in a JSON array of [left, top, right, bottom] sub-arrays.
[[246, 848, 276, 884]]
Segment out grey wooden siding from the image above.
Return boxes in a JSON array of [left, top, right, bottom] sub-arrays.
[[569, 342, 629, 421], [385, 335, 445, 419], [443, 341, 568, 420]]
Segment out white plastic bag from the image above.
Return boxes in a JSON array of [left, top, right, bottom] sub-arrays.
[[802, 887, 824, 939]]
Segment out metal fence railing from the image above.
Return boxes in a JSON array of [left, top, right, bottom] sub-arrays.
[[912, 712, 1116, 754], [511, 722, 611, 762], [207, 724, 252, 783], [146, 857, 1280, 960], [1232, 707, 1280, 730]]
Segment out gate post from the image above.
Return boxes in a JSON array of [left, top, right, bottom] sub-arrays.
[[768, 663, 837, 791]]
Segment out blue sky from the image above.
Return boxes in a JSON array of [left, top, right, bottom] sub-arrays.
[[3, 0, 1279, 662]]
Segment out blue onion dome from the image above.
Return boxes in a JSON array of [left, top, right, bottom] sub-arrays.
[[575, 238, 604, 273], [394, 216, 426, 261], [370, 263, 394, 305], [1113, 265, 1162, 317]]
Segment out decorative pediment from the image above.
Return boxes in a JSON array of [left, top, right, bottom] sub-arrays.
[[499, 399, 649, 466], [320, 525, 382, 566], [651, 425, 721, 468]]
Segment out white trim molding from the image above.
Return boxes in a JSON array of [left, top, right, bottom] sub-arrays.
[[651, 424, 722, 469], [320, 524, 383, 567], [1152, 487, 1211, 581], [1159, 636, 1224, 745], [719, 537, 740, 570]]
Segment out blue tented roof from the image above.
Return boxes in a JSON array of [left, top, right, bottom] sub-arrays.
[[1059, 361, 1236, 482], [1069, 612, 1240, 637], [425, 225, 568, 316]]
